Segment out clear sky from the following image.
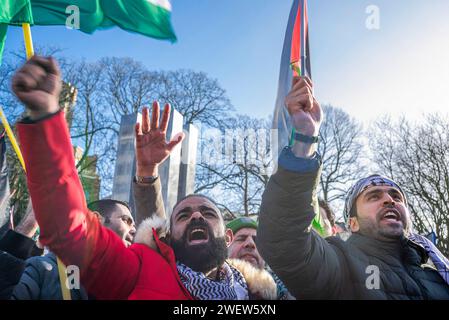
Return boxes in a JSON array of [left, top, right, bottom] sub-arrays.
[[4, 0, 449, 125]]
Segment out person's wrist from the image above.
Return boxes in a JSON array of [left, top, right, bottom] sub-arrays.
[[291, 141, 317, 158], [290, 125, 319, 158], [27, 102, 60, 121], [136, 163, 159, 177]]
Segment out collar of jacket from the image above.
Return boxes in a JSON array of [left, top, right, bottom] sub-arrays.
[[347, 233, 429, 266], [133, 216, 278, 300]]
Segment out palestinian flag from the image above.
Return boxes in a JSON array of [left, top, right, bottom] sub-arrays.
[[272, 0, 312, 158], [0, 0, 33, 63], [290, 0, 311, 77], [272, 0, 323, 235]]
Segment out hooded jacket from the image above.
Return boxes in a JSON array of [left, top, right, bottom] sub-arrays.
[[17, 111, 276, 300], [11, 252, 88, 300]]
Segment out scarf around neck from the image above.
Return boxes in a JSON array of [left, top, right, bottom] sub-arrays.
[[177, 261, 249, 300], [409, 233, 449, 285]]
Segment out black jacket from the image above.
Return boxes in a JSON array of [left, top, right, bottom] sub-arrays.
[[0, 229, 42, 299], [257, 166, 449, 299]]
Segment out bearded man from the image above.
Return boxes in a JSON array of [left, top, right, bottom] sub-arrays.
[[12, 55, 276, 300]]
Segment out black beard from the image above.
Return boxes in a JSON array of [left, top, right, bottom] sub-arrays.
[[170, 220, 228, 273]]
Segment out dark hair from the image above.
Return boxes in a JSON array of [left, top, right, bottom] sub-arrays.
[[318, 198, 335, 227], [349, 203, 357, 219], [87, 199, 131, 222]]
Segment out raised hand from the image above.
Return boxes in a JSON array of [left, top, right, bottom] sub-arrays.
[[135, 102, 185, 177], [12, 56, 62, 120], [285, 76, 323, 157]]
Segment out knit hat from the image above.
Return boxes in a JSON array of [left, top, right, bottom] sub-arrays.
[[226, 217, 258, 234]]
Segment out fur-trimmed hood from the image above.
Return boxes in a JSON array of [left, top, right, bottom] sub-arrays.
[[134, 217, 278, 300]]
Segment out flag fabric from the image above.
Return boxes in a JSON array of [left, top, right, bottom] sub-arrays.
[[272, 0, 312, 159], [30, 0, 176, 41], [0, 130, 12, 234], [0, 0, 33, 25], [290, 0, 311, 77], [0, 0, 33, 64], [272, 1, 321, 234], [0, 0, 176, 64]]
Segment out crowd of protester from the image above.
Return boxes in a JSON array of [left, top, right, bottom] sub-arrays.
[[0, 55, 448, 300]]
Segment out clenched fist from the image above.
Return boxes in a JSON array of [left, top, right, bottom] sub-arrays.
[[12, 56, 62, 120], [285, 76, 322, 136], [285, 76, 323, 157]]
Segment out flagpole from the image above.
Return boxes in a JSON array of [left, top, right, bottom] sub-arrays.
[[300, 0, 306, 77], [22, 23, 34, 59], [0, 106, 26, 171]]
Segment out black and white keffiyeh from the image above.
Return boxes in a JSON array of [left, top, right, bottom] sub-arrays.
[[344, 174, 407, 224], [177, 262, 249, 300], [409, 233, 449, 285]]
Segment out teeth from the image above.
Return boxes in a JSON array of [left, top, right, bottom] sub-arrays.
[[384, 212, 398, 219]]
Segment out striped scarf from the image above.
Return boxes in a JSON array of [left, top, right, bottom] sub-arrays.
[[177, 262, 249, 300], [409, 233, 449, 285]]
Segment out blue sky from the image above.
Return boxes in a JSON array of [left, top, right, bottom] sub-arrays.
[[4, 0, 449, 125]]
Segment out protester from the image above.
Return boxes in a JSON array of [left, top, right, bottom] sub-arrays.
[[10, 200, 132, 300], [226, 217, 264, 269], [10, 251, 88, 300], [12, 55, 276, 300], [132, 102, 277, 300], [88, 199, 136, 247], [226, 217, 295, 300], [0, 200, 42, 299], [257, 75, 449, 299]]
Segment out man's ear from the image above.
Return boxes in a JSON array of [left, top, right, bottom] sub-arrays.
[[225, 229, 234, 247], [349, 217, 359, 233], [91, 211, 105, 225]]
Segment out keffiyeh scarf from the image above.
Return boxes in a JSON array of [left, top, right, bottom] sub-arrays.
[[177, 262, 249, 300], [409, 233, 449, 285], [344, 174, 407, 224]]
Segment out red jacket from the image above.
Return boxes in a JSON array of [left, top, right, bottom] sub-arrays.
[[17, 112, 192, 300]]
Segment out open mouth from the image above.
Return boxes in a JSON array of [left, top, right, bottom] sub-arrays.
[[124, 234, 133, 247], [188, 227, 209, 245], [381, 209, 401, 222]]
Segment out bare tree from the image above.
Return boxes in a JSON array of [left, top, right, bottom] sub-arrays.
[[2, 53, 236, 211], [369, 114, 449, 256], [195, 115, 273, 216], [318, 105, 365, 207], [156, 70, 234, 127]]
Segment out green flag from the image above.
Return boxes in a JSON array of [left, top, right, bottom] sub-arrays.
[[0, 0, 33, 64], [0, 0, 33, 24], [30, 0, 176, 41]]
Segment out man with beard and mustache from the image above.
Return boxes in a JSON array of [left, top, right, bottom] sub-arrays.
[[133, 103, 278, 300], [257, 76, 449, 300], [12, 56, 276, 300]]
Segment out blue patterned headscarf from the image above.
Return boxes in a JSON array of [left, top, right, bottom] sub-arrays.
[[343, 174, 408, 224]]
